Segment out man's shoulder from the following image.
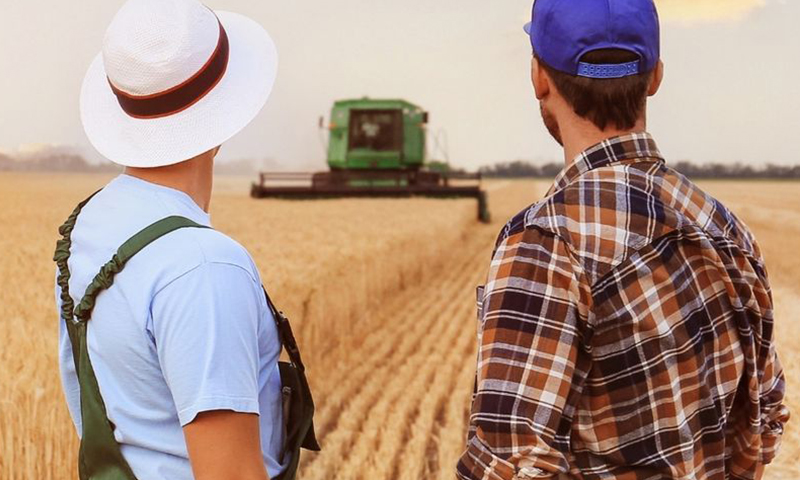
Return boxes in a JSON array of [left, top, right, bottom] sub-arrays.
[[110, 224, 262, 299], [493, 202, 531, 249], [147, 227, 260, 284], [497, 163, 676, 249], [80, 180, 261, 285], [498, 162, 760, 283]]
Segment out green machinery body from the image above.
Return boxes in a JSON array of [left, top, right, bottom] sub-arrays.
[[326, 98, 427, 171], [252, 98, 490, 223]]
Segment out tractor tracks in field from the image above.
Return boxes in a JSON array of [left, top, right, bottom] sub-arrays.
[[299, 224, 495, 480], [297, 182, 540, 480]]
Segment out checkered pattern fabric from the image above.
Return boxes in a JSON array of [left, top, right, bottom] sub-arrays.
[[457, 133, 789, 480]]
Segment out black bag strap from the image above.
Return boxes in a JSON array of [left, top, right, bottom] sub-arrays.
[[262, 287, 307, 372]]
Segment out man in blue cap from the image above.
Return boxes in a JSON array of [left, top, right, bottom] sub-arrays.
[[457, 1, 789, 479]]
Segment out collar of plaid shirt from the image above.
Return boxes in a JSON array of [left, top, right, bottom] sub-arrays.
[[548, 132, 664, 196]]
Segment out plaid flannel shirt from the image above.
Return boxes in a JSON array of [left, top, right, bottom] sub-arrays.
[[457, 133, 789, 480]]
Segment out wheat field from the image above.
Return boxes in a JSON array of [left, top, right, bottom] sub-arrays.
[[0, 173, 797, 479]]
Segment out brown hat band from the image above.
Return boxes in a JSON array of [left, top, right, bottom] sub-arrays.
[[107, 20, 230, 120]]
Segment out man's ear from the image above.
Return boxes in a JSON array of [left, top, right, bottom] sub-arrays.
[[531, 57, 550, 100], [648, 60, 664, 97]]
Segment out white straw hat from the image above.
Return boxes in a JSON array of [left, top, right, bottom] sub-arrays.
[[80, 0, 278, 167]]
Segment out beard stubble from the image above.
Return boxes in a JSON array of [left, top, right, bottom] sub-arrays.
[[540, 103, 563, 147]]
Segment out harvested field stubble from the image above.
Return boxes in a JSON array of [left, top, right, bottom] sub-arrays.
[[0, 173, 797, 479]]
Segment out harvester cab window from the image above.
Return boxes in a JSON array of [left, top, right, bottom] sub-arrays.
[[348, 109, 403, 152]]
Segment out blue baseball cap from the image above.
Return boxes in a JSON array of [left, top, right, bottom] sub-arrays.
[[524, 0, 660, 79]]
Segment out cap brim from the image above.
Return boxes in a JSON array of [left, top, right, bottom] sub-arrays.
[[80, 11, 278, 168], [523, 21, 532, 35]]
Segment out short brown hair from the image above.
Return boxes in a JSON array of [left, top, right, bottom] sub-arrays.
[[536, 49, 653, 131]]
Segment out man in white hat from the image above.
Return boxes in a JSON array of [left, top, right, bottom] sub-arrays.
[[54, 0, 287, 478]]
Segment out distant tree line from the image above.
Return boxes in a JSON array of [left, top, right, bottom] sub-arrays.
[[479, 161, 562, 178], [3, 151, 798, 180], [0, 152, 120, 173], [671, 162, 800, 179], [0, 152, 265, 175], [480, 160, 800, 180]]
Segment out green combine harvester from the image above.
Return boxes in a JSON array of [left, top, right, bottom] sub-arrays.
[[251, 98, 490, 223]]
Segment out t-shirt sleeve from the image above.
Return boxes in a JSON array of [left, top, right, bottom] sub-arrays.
[[150, 261, 264, 426]]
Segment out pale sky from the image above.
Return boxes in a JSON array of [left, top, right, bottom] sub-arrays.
[[1, 0, 798, 170]]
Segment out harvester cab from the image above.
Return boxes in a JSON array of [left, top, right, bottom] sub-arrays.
[[327, 99, 426, 171], [252, 98, 490, 223]]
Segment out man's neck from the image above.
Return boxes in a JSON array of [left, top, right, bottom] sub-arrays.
[[124, 153, 214, 212], [560, 116, 647, 167]]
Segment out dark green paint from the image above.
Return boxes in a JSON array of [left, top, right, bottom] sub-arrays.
[[326, 98, 427, 171]]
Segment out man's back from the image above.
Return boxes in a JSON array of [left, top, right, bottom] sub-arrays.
[[56, 174, 286, 479], [459, 134, 788, 479]]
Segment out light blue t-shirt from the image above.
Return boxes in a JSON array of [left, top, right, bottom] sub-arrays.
[[56, 174, 286, 479]]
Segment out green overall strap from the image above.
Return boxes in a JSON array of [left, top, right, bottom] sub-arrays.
[[54, 195, 208, 480], [73, 216, 209, 321]]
